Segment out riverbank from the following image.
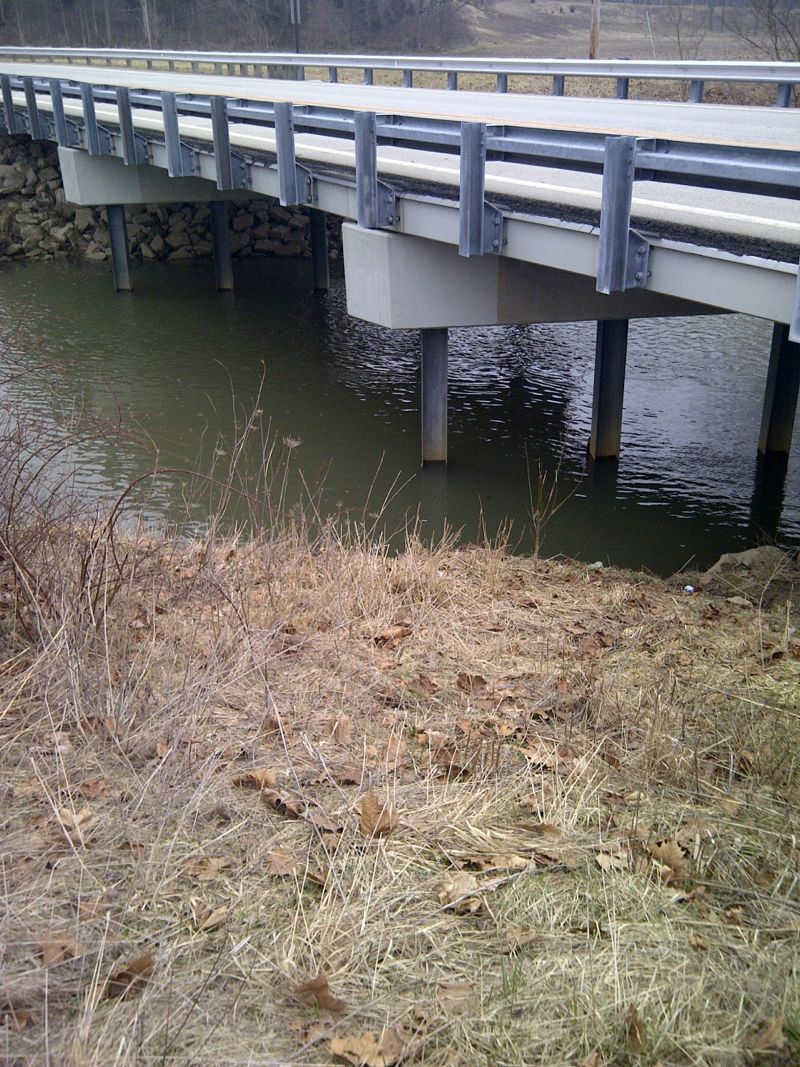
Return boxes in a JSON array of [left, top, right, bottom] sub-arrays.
[[0, 135, 340, 265], [2, 509, 798, 1064]]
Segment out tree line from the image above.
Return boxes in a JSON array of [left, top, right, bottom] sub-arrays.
[[0, 0, 482, 53]]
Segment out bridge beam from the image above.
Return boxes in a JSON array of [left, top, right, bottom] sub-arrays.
[[106, 203, 132, 292], [421, 328, 448, 465], [310, 208, 330, 291], [759, 323, 800, 456], [210, 201, 234, 291], [589, 319, 629, 459]]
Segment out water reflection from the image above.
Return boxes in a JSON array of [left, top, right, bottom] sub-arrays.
[[0, 255, 797, 573]]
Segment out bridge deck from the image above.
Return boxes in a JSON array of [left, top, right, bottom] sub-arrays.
[[2, 61, 799, 150]]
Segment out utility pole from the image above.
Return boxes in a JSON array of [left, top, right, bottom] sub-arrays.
[[589, 0, 600, 59]]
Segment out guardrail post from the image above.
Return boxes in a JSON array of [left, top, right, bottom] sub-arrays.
[[363, 68, 374, 86], [688, 79, 704, 103], [589, 319, 629, 459], [616, 76, 629, 100], [775, 82, 792, 107], [310, 209, 330, 291], [49, 79, 70, 146], [354, 111, 396, 229], [328, 66, 338, 83], [23, 77, 41, 140], [161, 90, 191, 177], [597, 135, 649, 294], [1, 75, 18, 134], [116, 87, 139, 165], [403, 69, 414, 88], [459, 122, 503, 257], [759, 323, 800, 456], [447, 71, 458, 91], [106, 203, 132, 292], [552, 74, 565, 96], [496, 73, 508, 93], [210, 200, 234, 292], [80, 83, 102, 155], [274, 100, 312, 207], [211, 96, 233, 190], [421, 328, 448, 465]]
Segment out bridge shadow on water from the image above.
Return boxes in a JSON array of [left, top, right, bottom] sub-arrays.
[[0, 254, 797, 574]]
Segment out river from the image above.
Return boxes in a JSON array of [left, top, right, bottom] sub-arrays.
[[1, 255, 797, 573]]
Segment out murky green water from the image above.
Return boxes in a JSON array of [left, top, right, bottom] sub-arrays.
[[1, 255, 797, 572]]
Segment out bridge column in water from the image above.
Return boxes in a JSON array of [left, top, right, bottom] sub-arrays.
[[421, 328, 448, 464], [309, 209, 330, 291], [589, 319, 629, 459], [106, 204, 132, 292], [210, 201, 234, 291], [759, 323, 800, 456]]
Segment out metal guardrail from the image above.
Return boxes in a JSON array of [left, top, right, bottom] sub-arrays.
[[0, 66, 798, 333], [0, 47, 798, 106]]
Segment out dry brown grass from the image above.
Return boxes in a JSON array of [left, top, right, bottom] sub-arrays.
[[1, 509, 799, 1065]]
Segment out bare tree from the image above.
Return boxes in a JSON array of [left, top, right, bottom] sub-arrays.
[[724, 0, 800, 62]]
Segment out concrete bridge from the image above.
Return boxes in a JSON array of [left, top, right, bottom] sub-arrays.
[[0, 49, 798, 469]]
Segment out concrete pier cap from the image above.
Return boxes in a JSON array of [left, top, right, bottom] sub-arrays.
[[58, 147, 251, 206], [342, 223, 715, 329]]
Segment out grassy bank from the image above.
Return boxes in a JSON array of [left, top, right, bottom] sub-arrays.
[[2, 504, 799, 1065]]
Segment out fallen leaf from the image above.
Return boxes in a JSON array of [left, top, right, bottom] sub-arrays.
[[105, 951, 155, 999], [457, 672, 487, 695], [464, 853, 529, 872], [304, 807, 341, 833], [579, 1053, 605, 1067], [295, 972, 347, 1013], [596, 851, 628, 872], [408, 674, 438, 695], [233, 767, 277, 790], [438, 872, 483, 915], [520, 739, 573, 769], [262, 788, 306, 819], [726, 595, 751, 608], [519, 821, 562, 839], [571, 919, 604, 937], [331, 1027, 413, 1066], [436, 982, 478, 1011], [747, 1016, 785, 1052], [268, 848, 300, 876], [186, 856, 232, 881], [321, 831, 342, 852], [374, 622, 413, 648], [500, 927, 539, 953], [191, 902, 229, 931], [331, 715, 353, 745], [647, 839, 688, 882], [76, 778, 108, 799], [57, 805, 93, 840], [626, 1004, 647, 1055], [39, 931, 82, 967], [687, 932, 708, 951], [359, 790, 398, 837]]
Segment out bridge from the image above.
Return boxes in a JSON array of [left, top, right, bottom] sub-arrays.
[[0, 48, 798, 467]]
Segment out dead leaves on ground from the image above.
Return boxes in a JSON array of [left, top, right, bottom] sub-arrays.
[[438, 872, 484, 915], [359, 791, 398, 838], [295, 972, 346, 1014], [39, 931, 83, 967], [105, 950, 155, 999], [331, 1026, 416, 1067]]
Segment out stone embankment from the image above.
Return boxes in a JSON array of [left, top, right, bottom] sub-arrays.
[[0, 136, 339, 264]]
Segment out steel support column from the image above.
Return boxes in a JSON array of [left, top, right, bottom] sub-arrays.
[[589, 319, 629, 459], [210, 200, 234, 291], [759, 323, 800, 456], [309, 208, 330, 291], [106, 203, 132, 292], [421, 327, 448, 465]]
